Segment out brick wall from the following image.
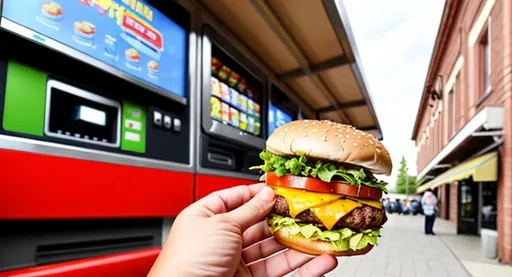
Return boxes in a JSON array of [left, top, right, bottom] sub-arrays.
[[414, 0, 512, 264], [450, 182, 458, 225]]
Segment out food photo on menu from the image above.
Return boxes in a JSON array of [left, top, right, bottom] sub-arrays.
[[1, 0, 188, 98]]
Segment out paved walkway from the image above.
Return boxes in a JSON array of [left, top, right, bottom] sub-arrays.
[[434, 218, 512, 277], [326, 215, 471, 277]]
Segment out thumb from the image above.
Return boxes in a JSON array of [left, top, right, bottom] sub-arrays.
[[225, 186, 276, 231]]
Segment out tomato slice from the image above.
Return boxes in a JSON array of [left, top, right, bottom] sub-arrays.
[[266, 172, 382, 201]]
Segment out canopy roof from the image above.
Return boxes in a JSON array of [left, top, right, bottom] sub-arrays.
[[195, 0, 383, 139]]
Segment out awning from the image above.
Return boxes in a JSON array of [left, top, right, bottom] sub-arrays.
[[195, 0, 383, 139], [416, 151, 498, 193]]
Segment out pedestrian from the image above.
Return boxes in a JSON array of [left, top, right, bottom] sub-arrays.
[[421, 189, 438, 235], [148, 183, 338, 277]]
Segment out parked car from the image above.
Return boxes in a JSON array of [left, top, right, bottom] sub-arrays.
[[409, 199, 423, 215], [383, 199, 393, 214], [390, 200, 403, 214], [401, 202, 411, 215]]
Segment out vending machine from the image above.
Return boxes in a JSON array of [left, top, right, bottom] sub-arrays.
[[195, 23, 267, 199], [0, 0, 196, 275]]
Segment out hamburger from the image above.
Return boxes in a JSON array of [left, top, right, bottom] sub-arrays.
[[250, 119, 392, 256]]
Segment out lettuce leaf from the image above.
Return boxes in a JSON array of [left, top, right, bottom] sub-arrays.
[[250, 150, 388, 193], [268, 214, 380, 252]]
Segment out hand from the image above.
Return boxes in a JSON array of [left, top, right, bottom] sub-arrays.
[[148, 183, 338, 277]]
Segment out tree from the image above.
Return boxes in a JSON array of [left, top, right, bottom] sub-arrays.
[[395, 156, 418, 194]]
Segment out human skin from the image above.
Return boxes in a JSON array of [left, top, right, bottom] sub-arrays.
[[147, 183, 338, 277]]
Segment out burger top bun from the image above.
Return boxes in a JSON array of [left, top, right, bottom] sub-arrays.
[[266, 119, 392, 175]]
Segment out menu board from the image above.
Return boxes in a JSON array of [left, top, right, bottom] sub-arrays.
[[268, 104, 292, 136], [2, 0, 188, 99], [210, 56, 261, 136]]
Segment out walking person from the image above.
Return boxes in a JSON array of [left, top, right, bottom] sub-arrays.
[[421, 189, 438, 235]]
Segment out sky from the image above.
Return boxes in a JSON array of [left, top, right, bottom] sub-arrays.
[[343, 0, 446, 188]]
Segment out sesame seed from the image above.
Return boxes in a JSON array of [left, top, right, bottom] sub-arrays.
[[342, 139, 346, 143], [324, 128, 329, 132], [357, 135, 361, 139], [322, 136, 327, 141], [369, 140, 374, 145], [376, 148, 381, 153], [364, 143, 368, 147], [291, 126, 295, 129], [345, 135, 350, 139], [312, 128, 318, 132], [303, 133, 308, 137], [353, 142, 358, 147], [336, 134, 342, 137], [304, 124, 308, 127]]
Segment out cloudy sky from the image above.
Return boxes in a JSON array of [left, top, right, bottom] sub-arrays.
[[343, 0, 445, 188]]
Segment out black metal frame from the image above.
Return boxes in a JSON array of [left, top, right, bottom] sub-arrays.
[[200, 24, 266, 149]]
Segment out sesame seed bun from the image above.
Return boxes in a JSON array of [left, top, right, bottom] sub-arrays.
[[266, 119, 392, 175], [272, 226, 374, 256]]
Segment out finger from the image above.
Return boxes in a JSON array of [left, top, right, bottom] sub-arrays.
[[242, 238, 286, 264], [294, 254, 338, 277], [248, 249, 314, 277], [225, 185, 276, 231], [242, 220, 273, 248], [190, 183, 265, 216]]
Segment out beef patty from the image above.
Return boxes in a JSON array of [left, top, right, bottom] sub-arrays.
[[273, 196, 387, 231]]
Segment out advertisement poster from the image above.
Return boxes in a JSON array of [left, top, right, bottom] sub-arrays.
[[2, 0, 187, 98], [268, 104, 292, 136]]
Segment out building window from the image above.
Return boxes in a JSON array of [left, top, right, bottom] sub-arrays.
[[449, 87, 455, 136], [480, 28, 491, 97]]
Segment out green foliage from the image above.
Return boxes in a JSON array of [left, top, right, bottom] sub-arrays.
[[250, 150, 388, 193], [395, 156, 418, 194]]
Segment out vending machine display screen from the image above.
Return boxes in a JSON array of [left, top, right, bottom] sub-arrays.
[[210, 56, 262, 136], [1, 0, 188, 99], [268, 104, 292, 136]]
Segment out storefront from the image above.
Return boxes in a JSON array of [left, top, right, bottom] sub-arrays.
[[418, 150, 499, 235]]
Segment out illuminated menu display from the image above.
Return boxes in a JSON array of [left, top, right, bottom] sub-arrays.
[[268, 104, 292, 136], [210, 57, 261, 136], [2, 0, 187, 99]]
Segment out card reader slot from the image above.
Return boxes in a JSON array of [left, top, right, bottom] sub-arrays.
[[208, 151, 233, 166]]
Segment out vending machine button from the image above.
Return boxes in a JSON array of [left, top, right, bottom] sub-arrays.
[[164, 115, 172, 129], [173, 118, 181, 133], [153, 111, 162, 126]]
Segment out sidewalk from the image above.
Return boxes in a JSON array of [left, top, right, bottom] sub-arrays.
[[435, 218, 512, 277], [327, 214, 471, 277]]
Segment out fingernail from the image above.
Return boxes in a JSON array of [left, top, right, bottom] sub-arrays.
[[260, 186, 275, 201]]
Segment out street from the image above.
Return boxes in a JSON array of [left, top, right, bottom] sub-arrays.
[[326, 215, 471, 277]]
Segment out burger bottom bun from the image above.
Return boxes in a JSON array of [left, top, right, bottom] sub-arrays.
[[272, 227, 374, 257]]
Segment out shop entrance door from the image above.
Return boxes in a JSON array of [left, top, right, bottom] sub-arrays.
[[457, 178, 479, 235]]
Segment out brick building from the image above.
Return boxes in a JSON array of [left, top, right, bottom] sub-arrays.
[[412, 0, 512, 264]]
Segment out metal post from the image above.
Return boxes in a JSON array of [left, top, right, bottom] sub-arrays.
[[405, 167, 409, 196]]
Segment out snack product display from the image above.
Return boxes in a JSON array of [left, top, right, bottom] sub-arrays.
[[251, 119, 391, 256]]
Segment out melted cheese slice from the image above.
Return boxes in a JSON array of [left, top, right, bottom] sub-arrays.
[[274, 187, 384, 230], [275, 187, 341, 218], [310, 199, 362, 230], [347, 197, 383, 209]]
